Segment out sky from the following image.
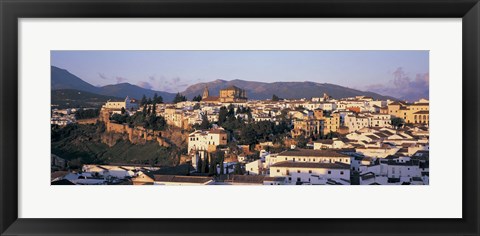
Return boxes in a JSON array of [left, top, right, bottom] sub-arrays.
[[51, 50, 429, 99]]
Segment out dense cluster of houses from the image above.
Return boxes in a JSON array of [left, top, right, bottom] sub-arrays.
[[50, 108, 77, 126], [51, 85, 429, 185]]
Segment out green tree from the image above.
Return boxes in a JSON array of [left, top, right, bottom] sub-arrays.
[[154, 115, 167, 131], [220, 161, 225, 175], [295, 135, 308, 148], [111, 113, 127, 124], [173, 93, 187, 103], [192, 95, 202, 102], [196, 155, 203, 172], [140, 94, 147, 106], [120, 107, 126, 115], [142, 104, 147, 116], [127, 111, 146, 127], [152, 102, 157, 115], [199, 114, 212, 130], [202, 156, 209, 174], [153, 93, 163, 103], [272, 94, 280, 101], [209, 158, 216, 176], [193, 103, 201, 110], [240, 124, 257, 149], [218, 106, 228, 126], [234, 163, 243, 175], [75, 108, 100, 120], [391, 117, 404, 129]]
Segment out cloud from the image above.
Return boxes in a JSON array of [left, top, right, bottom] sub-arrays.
[[365, 67, 429, 101], [98, 73, 108, 80], [148, 75, 191, 92], [116, 76, 127, 84], [137, 81, 153, 90]]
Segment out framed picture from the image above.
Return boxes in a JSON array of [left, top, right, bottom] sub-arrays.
[[1, 0, 479, 235]]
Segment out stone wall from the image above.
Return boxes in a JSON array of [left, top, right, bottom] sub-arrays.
[[101, 109, 170, 147]]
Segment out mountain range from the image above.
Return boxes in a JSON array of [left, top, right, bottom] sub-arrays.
[[182, 79, 396, 101], [51, 66, 396, 102], [52, 66, 176, 101]]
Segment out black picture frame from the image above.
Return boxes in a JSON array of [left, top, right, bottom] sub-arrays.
[[1, 0, 479, 235]]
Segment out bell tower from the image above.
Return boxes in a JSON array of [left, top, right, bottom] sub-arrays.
[[202, 86, 210, 99]]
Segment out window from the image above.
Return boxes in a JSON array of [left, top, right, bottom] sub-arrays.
[[340, 171, 344, 175], [309, 170, 312, 174], [277, 169, 280, 173], [328, 171, 331, 174], [288, 177, 292, 181], [297, 177, 301, 182], [297, 170, 300, 173]]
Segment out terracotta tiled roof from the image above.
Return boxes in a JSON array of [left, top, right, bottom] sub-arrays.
[[153, 175, 213, 184], [278, 149, 350, 158], [413, 110, 429, 114], [314, 140, 334, 145], [223, 175, 265, 184], [271, 161, 350, 169], [411, 103, 429, 106], [202, 96, 219, 102]]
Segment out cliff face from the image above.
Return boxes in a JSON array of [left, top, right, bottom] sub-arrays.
[[99, 109, 190, 153], [51, 122, 180, 166], [101, 132, 144, 147]]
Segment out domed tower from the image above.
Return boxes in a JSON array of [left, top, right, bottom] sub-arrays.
[[202, 86, 210, 99]]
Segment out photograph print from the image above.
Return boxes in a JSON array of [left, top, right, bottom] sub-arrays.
[[50, 50, 429, 186]]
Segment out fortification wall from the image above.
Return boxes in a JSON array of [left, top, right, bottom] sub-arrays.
[[101, 108, 171, 147]]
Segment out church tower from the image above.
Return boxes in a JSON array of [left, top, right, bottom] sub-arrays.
[[202, 86, 210, 99]]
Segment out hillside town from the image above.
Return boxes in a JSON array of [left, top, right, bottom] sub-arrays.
[[51, 85, 429, 185]]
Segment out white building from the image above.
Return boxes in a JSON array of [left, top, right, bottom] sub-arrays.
[[270, 162, 351, 185], [187, 128, 228, 152], [313, 139, 349, 150], [345, 115, 370, 132], [275, 149, 352, 165], [103, 96, 138, 111], [344, 113, 392, 132], [246, 160, 263, 175]]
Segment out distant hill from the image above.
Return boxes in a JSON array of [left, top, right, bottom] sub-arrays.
[[52, 66, 101, 93], [51, 89, 122, 108], [51, 66, 176, 101], [52, 66, 396, 103], [182, 79, 397, 100], [98, 83, 174, 102]]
